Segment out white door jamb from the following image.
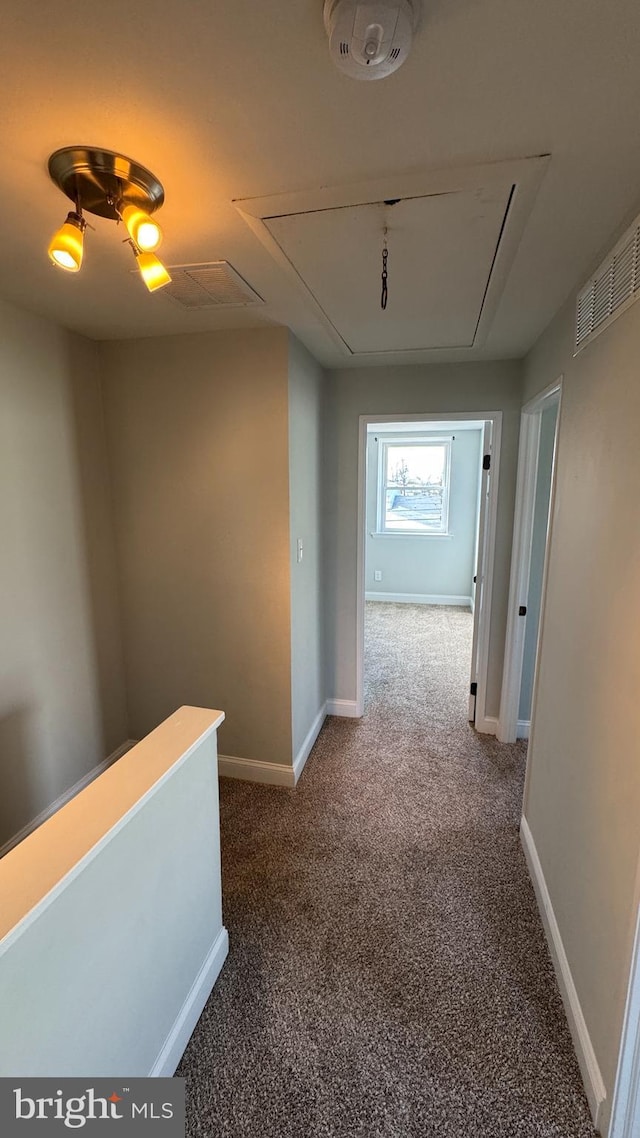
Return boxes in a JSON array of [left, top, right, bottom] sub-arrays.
[[497, 377, 562, 744], [468, 417, 502, 732], [610, 895, 640, 1138]]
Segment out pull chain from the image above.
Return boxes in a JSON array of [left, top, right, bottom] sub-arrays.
[[381, 228, 388, 310]]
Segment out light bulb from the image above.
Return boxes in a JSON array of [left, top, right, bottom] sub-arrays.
[[48, 212, 85, 272], [121, 204, 162, 252], [135, 250, 171, 292]]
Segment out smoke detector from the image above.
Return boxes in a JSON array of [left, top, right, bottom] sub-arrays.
[[323, 0, 419, 80]]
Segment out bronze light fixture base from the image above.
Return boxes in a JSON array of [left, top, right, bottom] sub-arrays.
[[47, 146, 165, 219]]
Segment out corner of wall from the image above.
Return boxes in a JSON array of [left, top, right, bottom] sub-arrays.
[[288, 335, 327, 762]]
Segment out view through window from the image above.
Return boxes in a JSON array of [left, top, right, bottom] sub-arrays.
[[378, 437, 451, 533]]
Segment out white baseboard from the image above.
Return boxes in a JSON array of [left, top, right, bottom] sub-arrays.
[[520, 816, 606, 1127], [150, 926, 229, 1076], [365, 592, 472, 607], [0, 739, 137, 860], [218, 754, 296, 788], [218, 705, 328, 789], [475, 714, 498, 736], [326, 699, 362, 718], [293, 704, 327, 783], [495, 719, 529, 744]]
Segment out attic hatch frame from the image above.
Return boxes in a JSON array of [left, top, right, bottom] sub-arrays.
[[233, 155, 549, 361]]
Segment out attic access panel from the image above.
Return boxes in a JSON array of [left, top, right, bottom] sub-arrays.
[[264, 188, 510, 353], [234, 157, 549, 358]]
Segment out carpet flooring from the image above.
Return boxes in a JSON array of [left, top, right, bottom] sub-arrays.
[[178, 602, 596, 1137]]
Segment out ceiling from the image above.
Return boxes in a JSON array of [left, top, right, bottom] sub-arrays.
[[1, 0, 640, 366]]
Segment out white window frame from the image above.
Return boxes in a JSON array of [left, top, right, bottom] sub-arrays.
[[375, 435, 453, 537]]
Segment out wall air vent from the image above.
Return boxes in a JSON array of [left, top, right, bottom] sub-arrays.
[[161, 262, 264, 309], [575, 216, 640, 353]]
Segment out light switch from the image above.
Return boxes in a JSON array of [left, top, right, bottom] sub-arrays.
[[297, 538, 304, 564]]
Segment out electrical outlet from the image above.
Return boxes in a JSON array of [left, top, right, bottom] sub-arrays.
[[374, 570, 382, 582]]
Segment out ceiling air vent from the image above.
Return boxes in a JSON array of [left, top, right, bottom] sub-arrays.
[[575, 216, 640, 353], [161, 262, 264, 309]]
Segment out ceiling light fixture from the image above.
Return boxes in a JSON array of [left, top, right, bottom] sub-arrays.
[[48, 210, 86, 272], [47, 146, 171, 292], [121, 204, 162, 252], [131, 246, 172, 292]]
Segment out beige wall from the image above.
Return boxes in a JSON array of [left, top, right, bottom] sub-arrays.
[[288, 335, 326, 756], [523, 291, 640, 1128], [324, 362, 523, 717], [100, 328, 293, 766], [0, 298, 127, 849]]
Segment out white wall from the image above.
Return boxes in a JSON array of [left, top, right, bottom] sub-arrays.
[[0, 707, 226, 1077], [365, 427, 482, 600], [0, 298, 127, 851], [324, 362, 523, 716], [100, 328, 294, 768], [522, 247, 640, 1131], [288, 335, 326, 758]]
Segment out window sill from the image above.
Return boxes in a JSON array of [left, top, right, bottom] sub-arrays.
[[369, 531, 454, 539]]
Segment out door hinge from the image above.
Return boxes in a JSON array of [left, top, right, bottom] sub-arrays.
[[470, 682, 477, 696], [473, 575, 477, 584], [483, 454, 491, 471], [519, 605, 527, 616]]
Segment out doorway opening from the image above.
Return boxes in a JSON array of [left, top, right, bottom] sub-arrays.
[[356, 412, 503, 731], [610, 892, 640, 1138], [498, 379, 561, 743]]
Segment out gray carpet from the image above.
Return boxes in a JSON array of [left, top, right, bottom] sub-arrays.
[[178, 602, 596, 1137]]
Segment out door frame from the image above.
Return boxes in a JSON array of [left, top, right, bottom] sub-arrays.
[[497, 377, 562, 744], [356, 410, 503, 732], [610, 886, 640, 1138], [467, 418, 495, 724]]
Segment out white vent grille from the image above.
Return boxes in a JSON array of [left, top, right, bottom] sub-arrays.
[[575, 218, 640, 352], [161, 262, 264, 310]]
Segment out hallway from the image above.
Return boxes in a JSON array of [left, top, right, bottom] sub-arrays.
[[179, 603, 596, 1137]]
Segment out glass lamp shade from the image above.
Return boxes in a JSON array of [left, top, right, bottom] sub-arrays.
[[122, 204, 162, 252], [48, 213, 85, 271], [136, 251, 171, 292]]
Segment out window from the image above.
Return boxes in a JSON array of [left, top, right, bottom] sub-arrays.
[[376, 436, 452, 535]]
